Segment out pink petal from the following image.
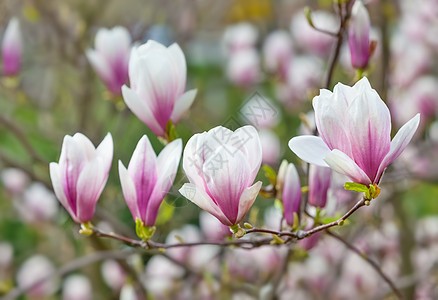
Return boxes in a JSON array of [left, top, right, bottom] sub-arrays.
[[179, 184, 232, 226], [288, 135, 331, 167], [145, 138, 182, 226], [324, 149, 371, 185], [202, 147, 251, 225], [76, 158, 107, 222], [127, 135, 157, 221], [346, 85, 391, 182]]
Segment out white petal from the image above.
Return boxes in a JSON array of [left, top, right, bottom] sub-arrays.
[[96, 133, 114, 173], [71, 133, 96, 160], [118, 160, 140, 221], [170, 89, 197, 123], [324, 149, 371, 185], [288, 135, 331, 167], [49, 163, 76, 221], [236, 181, 262, 224], [168, 43, 187, 95], [86, 49, 112, 83], [179, 184, 232, 226], [122, 85, 164, 136], [232, 125, 262, 183], [376, 113, 420, 182]]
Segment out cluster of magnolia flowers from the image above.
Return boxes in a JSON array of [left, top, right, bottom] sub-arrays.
[[49, 29, 420, 238]]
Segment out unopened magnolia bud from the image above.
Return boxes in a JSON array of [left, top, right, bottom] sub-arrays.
[[348, 0, 371, 69]]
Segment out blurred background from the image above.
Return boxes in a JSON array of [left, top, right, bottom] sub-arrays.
[[1, 0, 438, 299]]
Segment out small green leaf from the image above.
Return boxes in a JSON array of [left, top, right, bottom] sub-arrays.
[[135, 219, 156, 241], [263, 165, 277, 186], [344, 182, 369, 193]]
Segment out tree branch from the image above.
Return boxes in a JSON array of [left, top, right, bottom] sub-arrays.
[[326, 230, 403, 299]]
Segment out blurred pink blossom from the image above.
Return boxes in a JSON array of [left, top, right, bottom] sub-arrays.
[[86, 26, 131, 95], [122, 40, 197, 137], [2, 18, 22, 77]]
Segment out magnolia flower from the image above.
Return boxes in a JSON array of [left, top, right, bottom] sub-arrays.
[[2, 18, 22, 76], [49, 133, 113, 223], [122, 40, 197, 137], [308, 165, 332, 208], [119, 136, 182, 227], [282, 163, 301, 226], [17, 255, 59, 298], [62, 275, 92, 300], [263, 30, 294, 77], [1, 167, 29, 194], [227, 48, 261, 87], [86, 26, 131, 95], [179, 125, 262, 226], [291, 11, 338, 57], [348, 0, 371, 69], [289, 77, 420, 186], [223, 22, 258, 54]]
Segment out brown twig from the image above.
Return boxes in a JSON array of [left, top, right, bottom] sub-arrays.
[[324, 0, 353, 89], [327, 230, 403, 299], [0, 114, 46, 165]]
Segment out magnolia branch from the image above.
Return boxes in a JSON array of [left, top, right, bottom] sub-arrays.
[[89, 196, 369, 250], [327, 230, 403, 299]]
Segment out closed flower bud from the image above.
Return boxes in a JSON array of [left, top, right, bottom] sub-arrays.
[[282, 163, 301, 226], [2, 18, 22, 77], [49, 133, 113, 223], [122, 40, 197, 137], [308, 165, 332, 208], [119, 135, 182, 227], [348, 0, 371, 69]]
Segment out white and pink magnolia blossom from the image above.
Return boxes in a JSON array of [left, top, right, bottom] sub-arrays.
[[101, 260, 126, 291], [226, 48, 261, 87], [86, 26, 131, 95], [17, 255, 59, 298], [49, 133, 113, 223], [1, 168, 29, 194], [291, 11, 338, 57], [222, 23, 258, 54], [259, 129, 281, 166], [263, 30, 294, 78], [62, 275, 92, 300], [122, 40, 197, 137], [19, 183, 58, 223], [179, 125, 262, 226], [289, 77, 420, 186], [119, 135, 182, 227], [348, 0, 371, 69], [2, 18, 22, 77]]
